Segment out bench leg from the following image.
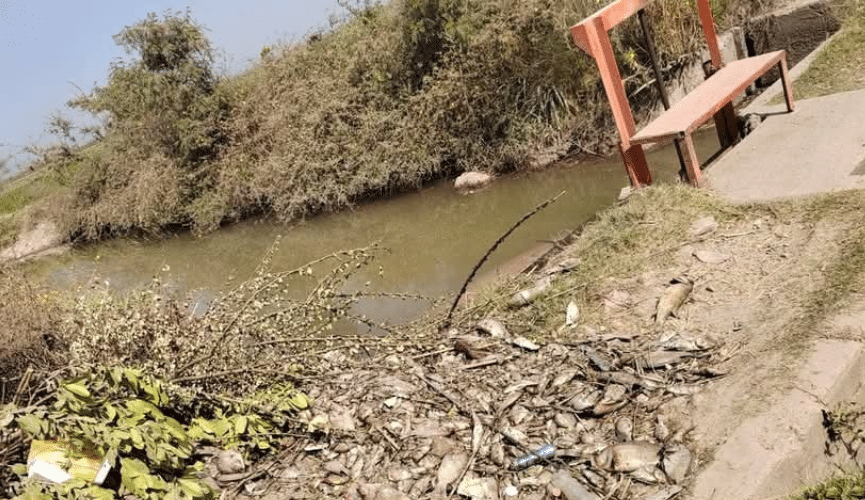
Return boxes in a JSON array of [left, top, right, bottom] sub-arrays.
[[681, 133, 703, 187], [618, 142, 653, 188], [778, 57, 795, 112]]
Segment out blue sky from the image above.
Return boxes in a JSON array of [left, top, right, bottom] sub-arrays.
[[0, 0, 345, 174]]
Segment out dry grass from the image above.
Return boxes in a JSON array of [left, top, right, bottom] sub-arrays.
[[0, 266, 66, 403]]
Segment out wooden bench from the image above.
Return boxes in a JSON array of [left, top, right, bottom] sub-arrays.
[[631, 50, 795, 186], [570, 0, 796, 188]]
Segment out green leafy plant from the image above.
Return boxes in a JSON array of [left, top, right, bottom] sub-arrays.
[[2, 366, 306, 500]]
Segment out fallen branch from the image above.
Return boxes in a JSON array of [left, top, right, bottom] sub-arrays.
[[444, 191, 566, 328]]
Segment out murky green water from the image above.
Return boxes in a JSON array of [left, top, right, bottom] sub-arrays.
[[28, 128, 721, 328]]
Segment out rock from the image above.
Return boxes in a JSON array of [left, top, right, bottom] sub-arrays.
[[455, 171, 494, 192], [216, 449, 245, 474], [502, 484, 519, 497], [689, 216, 717, 237], [457, 476, 500, 500]]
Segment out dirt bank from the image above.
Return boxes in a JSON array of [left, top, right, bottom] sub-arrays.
[[210, 185, 865, 500]]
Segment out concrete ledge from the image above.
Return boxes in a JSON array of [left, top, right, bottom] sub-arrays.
[[690, 340, 865, 500], [708, 88, 865, 203]]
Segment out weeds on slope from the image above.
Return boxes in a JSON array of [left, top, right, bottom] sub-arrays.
[[30, 0, 778, 241]]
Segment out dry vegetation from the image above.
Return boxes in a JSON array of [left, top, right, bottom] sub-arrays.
[[4, 185, 865, 498], [2, 0, 777, 243]]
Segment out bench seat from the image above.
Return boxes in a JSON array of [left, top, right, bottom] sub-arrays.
[[630, 50, 795, 185]]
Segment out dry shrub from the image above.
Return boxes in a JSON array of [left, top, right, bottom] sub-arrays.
[[56, 0, 779, 239], [0, 266, 65, 403], [58, 241, 384, 398]]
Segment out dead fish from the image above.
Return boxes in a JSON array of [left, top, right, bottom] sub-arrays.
[[593, 384, 628, 416], [567, 388, 602, 412], [500, 426, 529, 447], [582, 468, 607, 489], [581, 345, 614, 371], [566, 301, 580, 326], [509, 276, 552, 307], [654, 415, 670, 442], [511, 336, 540, 351], [663, 446, 693, 484], [543, 257, 581, 276], [630, 465, 666, 484], [693, 249, 731, 264], [658, 332, 714, 351], [693, 366, 728, 378], [615, 417, 633, 441], [689, 216, 717, 237], [436, 452, 469, 492], [476, 318, 508, 338], [666, 383, 703, 396], [610, 442, 662, 472], [472, 413, 483, 454], [552, 370, 579, 387], [503, 380, 539, 394], [655, 278, 693, 325], [592, 447, 613, 470], [594, 370, 638, 386], [636, 350, 691, 369]]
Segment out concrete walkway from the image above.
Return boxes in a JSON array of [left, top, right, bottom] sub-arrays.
[[707, 87, 865, 203]]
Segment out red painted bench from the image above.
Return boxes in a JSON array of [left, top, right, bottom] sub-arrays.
[[631, 50, 795, 186], [570, 0, 796, 187]]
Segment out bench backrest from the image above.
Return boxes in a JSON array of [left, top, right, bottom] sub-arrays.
[[568, 0, 723, 148]]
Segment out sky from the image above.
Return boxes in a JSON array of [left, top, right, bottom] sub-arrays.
[[0, 0, 345, 174]]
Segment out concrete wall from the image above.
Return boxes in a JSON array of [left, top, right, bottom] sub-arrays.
[[746, 0, 840, 87]]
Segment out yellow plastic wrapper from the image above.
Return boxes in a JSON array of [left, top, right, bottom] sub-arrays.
[[27, 440, 111, 485]]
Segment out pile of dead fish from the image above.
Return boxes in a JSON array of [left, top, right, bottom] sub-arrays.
[[233, 277, 726, 500]]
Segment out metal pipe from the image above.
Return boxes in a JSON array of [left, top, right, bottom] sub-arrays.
[[637, 8, 688, 181]]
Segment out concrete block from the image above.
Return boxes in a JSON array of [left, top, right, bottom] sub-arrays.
[[690, 340, 865, 500]]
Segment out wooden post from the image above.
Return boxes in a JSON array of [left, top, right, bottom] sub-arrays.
[[583, 16, 652, 187], [698, 0, 739, 148]]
